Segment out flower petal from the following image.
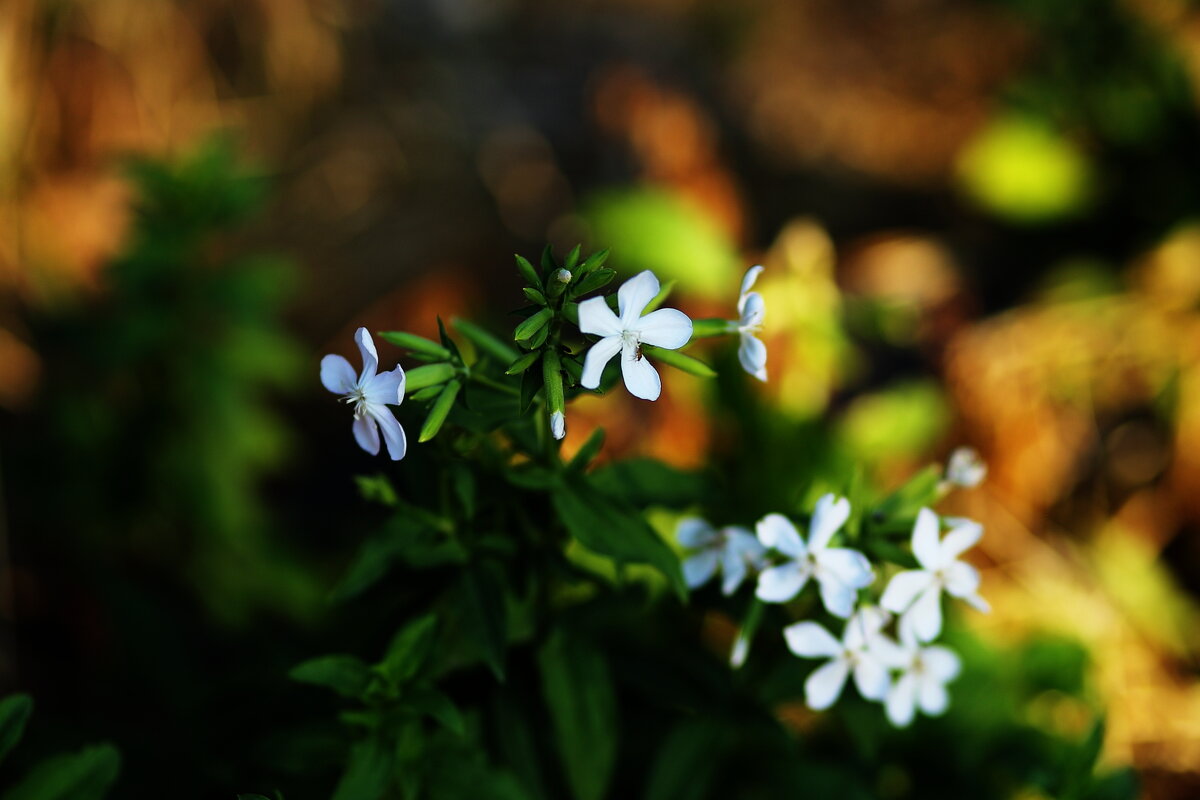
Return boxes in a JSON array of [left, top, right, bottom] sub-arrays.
[[868, 634, 909, 669], [816, 547, 874, 590], [784, 621, 842, 658], [364, 365, 406, 406], [943, 560, 981, 598], [636, 308, 693, 350], [853, 656, 891, 702], [918, 675, 950, 716], [682, 551, 719, 589], [921, 645, 961, 682], [940, 519, 983, 562], [371, 406, 407, 461], [620, 346, 662, 400], [676, 517, 718, 548], [756, 513, 807, 559], [725, 528, 767, 567], [352, 415, 380, 456], [911, 508, 943, 569], [321, 354, 357, 394], [580, 335, 622, 389], [755, 562, 811, 603], [738, 332, 767, 382], [739, 291, 765, 328], [906, 585, 944, 642], [809, 494, 851, 551], [617, 270, 660, 327], [578, 296, 623, 338], [817, 573, 858, 619], [880, 570, 935, 614], [355, 327, 379, 382], [961, 592, 991, 613], [886, 673, 918, 727], [739, 264, 764, 299], [719, 551, 748, 596], [805, 658, 850, 711], [843, 606, 890, 650]]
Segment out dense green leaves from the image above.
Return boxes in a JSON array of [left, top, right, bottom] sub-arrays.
[[0, 695, 32, 765], [1, 744, 120, 800]]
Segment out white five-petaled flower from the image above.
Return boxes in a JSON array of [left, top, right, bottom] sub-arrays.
[[880, 508, 989, 642], [320, 327, 407, 460], [736, 265, 767, 382], [754, 495, 873, 618], [677, 518, 768, 596], [881, 626, 962, 728], [784, 606, 894, 710], [944, 446, 987, 488], [578, 270, 693, 401]]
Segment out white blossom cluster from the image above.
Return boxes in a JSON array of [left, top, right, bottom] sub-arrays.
[[677, 461, 989, 727]]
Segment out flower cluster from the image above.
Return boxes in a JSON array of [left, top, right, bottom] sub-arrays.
[[678, 473, 989, 727]]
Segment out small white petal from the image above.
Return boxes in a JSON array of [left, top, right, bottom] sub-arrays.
[[756, 513, 807, 559], [355, 327, 379, 382], [321, 354, 358, 394], [739, 264, 764, 299], [945, 447, 986, 488], [943, 561, 981, 598], [911, 508, 943, 569], [682, 551, 719, 589], [730, 631, 751, 669], [755, 562, 811, 603], [783, 621, 842, 658], [620, 346, 663, 400], [720, 553, 748, 596], [918, 676, 950, 716], [676, 518, 718, 548], [578, 296, 623, 338], [868, 634, 909, 669], [940, 519, 984, 562], [725, 528, 767, 567], [921, 646, 961, 682], [352, 415, 380, 456], [739, 291, 765, 329], [809, 494, 851, 552], [906, 585, 944, 642], [550, 410, 565, 440], [371, 406, 407, 461], [853, 656, 891, 702], [580, 335, 622, 389], [880, 570, 934, 614], [843, 606, 890, 650], [617, 270, 660, 327], [962, 592, 991, 613], [817, 573, 858, 619], [738, 332, 768, 382], [364, 365, 406, 406], [886, 673, 918, 727], [816, 547, 874, 590], [805, 658, 850, 711], [635, 308, 693, 350]]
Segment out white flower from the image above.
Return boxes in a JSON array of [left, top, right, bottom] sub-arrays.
[[880, 508, 989, 642], [754, 495, 873, 618], [320, 327, 407, 460], [783, 606, 894, 710], [677, 518, 767, 596], [735, 265, 767, 382], [944, 446, 986, 488], [550, 410, 566, 440], [882, 627, 962, 728], [578, 270, 693, 401]]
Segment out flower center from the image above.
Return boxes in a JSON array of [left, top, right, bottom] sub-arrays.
[[341, 387, 369, 418]]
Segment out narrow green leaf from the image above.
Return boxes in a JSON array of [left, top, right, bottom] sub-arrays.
[[354, 474, 398, 507], [689, 318, 734, 338], [564, 244, 582, 270], [590, 459, 704, 509], [513, 308, 553, 343], [575, 248, 609, 277], [642, 346, 714, 378], [492, 690, 549, 800], [515, 254, 543, 289], [436, 317, 463, 362], [419, 380, 462, 442], [379, 614, 439, 686], [538, 630, 617, 800], [568, 428, 605, 471], [461, 565, 508, 681], [562, 302, 580, 326], [2, 743, 120, 800], [331, 737, 391, 800], [642, 278, 676, 314], [644, 721, 725, 800], [539, 244, 556, 272], [520, 366, 541, 414], [542, 349, 565, 416], [871, 464, 942, 520], [527, 323, 550, 350], [0, 695, 32, 765], [406, 363, 457, 393], [505, 350, 542, 375], [523, 287, 548, 306], [290, 655, 373, 699], [569, 268, 616, 298], [409, 385, 443, 402], [406, 687, 464, 736], [377, 331, 452, 360], [453, 317, 519, 364]]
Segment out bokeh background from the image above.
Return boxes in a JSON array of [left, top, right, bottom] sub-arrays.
[[2, 0, 1200, 796]]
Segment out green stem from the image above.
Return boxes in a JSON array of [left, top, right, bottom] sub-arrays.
[[468, 372, 520, 396]]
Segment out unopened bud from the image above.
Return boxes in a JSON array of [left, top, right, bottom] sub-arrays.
[[555, 268, 572, 284]]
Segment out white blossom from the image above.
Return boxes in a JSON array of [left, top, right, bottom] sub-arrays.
[[578, 270, 693, 401], [880, 508, 989, 642], [677, 518, 767, 596], [320, 327, 407, 460], [754, 495, 873, 618], [882, 625, 962, 728], [550, 410, 566, 441], [735, 265, 767, 381], [783, 606, 894, 710], [944, 446, 986, 488]]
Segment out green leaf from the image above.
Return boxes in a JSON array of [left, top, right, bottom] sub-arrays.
[[642, 278, 676, 314], [380, 614, 439, 686], [642, 346, 715, 378], [419, 380, 462, 442], [505, 350, 542, 376], [290, 655, 373, 699], [332, 737, 391, 800], [540, 244, 556, 272], [491, 690, 549, 800], [644, 720, 725, 800], [0, 694, 33, 766], [520, 366, 541, 415], [523, 287, 548, 306], [409, 385, 444, 402], [504, 465, 562, 491], [406, 363, 457, 393], [552, 475, 686, 596], [562, 302, 579, 326], [564, 244, 582, 270], [354, 474, 398, 507], [513, 309, 553, 344], [436, 317, 463, 363], [453, 318, 519, 364], [2, 743, 120, 800], [378, 331, 452, 360], [567, 428, 605, 471], [515, 254, 543, 289], [871, 464, 942, 520], [574, 248, 609, 277], [461, 565, 508, 681], [542, 349, 565, 416], [538, 630, 617, 800], [568, 268, 616, 298], [332, 525, 468, 602], [406, 687, 464, 735], [590, 459, 703, 509], [689, 318, 733, 338]]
